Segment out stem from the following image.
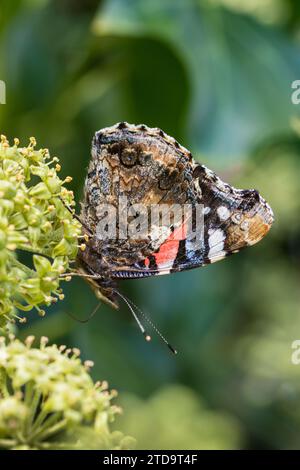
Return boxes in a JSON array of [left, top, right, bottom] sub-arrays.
[[24, 383, 41, 435], [0, 368, 9, 398], [30, 402, 58, 433], [9, 256, 36, 276], [24, 381, 34, 406], [31, 418, 68, 443]]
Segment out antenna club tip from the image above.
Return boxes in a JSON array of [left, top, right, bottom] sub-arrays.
[[145, 334, 152, 342], [168, 344, 178, 355]]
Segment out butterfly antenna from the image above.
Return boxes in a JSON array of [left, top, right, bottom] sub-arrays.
[[114, 290, 152, 343], [65, 301, 102, 324], [130, 297, 178, 355], [114, 290, 177, 355]]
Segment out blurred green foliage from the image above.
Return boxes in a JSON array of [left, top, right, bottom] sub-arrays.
[[1, 0, 300, 449], [117, 385, 242, 450]]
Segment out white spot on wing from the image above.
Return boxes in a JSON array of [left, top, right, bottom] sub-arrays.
[[217, 206, 230, 221], [208, 228, 226, 261]]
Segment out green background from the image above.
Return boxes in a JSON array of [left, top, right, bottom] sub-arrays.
[[1, 0, 300, 449]]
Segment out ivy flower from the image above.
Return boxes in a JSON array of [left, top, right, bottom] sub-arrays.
[[0, 135, 83, 327], [0, 335, 135, 450]]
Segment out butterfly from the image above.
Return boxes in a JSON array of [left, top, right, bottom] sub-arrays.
[[76, 122, 274, 347]]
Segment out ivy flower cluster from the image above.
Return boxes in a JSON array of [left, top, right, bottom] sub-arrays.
[[0, 135, 137, 450], [0, 135, 83, 327], [0, 335, 134, 450]]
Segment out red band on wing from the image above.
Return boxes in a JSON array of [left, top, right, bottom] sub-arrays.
[[145, 223, 187, 268]]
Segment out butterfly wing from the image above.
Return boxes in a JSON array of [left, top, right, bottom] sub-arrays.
[[79, 123, 274, 281], [110, 172, 274, 278]]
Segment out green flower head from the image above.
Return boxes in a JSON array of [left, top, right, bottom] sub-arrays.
[[0, 135, 83, 328], [0, 335, 135, 450]]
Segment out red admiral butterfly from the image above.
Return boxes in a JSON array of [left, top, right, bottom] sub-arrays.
[[76, 122, 274, 349]]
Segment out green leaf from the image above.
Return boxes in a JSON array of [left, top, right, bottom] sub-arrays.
[[93, 0, 300, 163]]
